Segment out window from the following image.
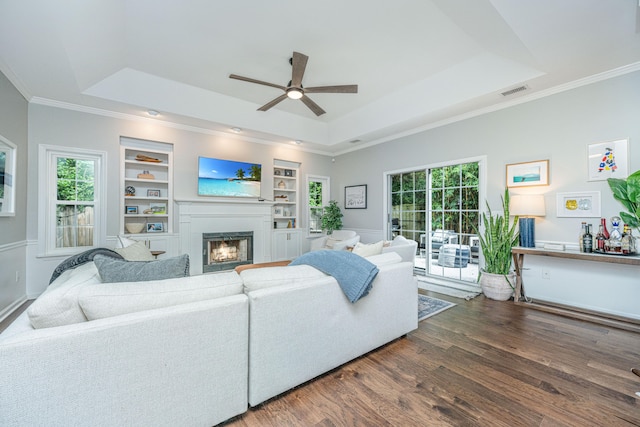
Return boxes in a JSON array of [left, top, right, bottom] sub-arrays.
[[387, 157, 483, 285], [0, 135, 17, 216], [39, 146, 106, 255], [307, 175, 330, 234]]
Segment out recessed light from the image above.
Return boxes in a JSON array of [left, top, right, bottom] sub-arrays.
[[294, 140, 302, 145], [147, 110, 159, 117], [231, 127, 242, 133]]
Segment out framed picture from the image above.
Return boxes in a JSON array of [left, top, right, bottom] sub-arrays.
[[587, 138, 629, 181], [125, 206, 138, 214], [506, 160, 549, 188], [345, 184, 367, 209], [284, 169, 293, 177], [147, 189, 161, 197], [146, 222, 163, 233], [274, 207, 282, 216], [556, 191, 601, 218], [149, 202, 166, 214]]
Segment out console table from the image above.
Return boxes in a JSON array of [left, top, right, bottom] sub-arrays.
[[512, 246, 640, 332]]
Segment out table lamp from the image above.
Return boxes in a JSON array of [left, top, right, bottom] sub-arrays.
[[510, 194, 546, 248]]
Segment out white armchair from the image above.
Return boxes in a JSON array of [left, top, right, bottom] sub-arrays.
[[309, 230, 360, 251], [382, 235, 418, 264]]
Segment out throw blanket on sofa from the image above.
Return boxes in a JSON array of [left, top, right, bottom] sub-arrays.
[[290, 251, 379, 303], [49, 247, 124, 284]]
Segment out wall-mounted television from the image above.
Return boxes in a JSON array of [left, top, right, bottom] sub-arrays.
[[198, 156, 262, 198]]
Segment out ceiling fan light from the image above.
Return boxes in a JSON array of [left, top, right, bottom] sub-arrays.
[[286, 88, 303, 100]]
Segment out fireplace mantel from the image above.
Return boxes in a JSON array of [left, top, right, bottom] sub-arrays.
[[176, 199, 273, 274]]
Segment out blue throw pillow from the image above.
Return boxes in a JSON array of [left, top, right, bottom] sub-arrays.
[[93, 254, 190, 283]]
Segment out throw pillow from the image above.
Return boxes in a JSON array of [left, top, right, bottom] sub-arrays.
[[352, 240, 384, 257], [116, 235, 138, 249], [28, 262, 102, 329], [93, 254, 190, 283], [113, 240, 154, 261]]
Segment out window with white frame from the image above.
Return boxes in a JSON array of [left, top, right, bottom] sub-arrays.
[[307, 175, 330, 234], [39, 145, 106, 255], [0, 135, 17, 216]]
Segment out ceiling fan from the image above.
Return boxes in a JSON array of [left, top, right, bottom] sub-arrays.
[[229, 51, 358, 116]]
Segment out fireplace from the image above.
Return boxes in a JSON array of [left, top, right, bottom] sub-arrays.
[[202, 231, 253, 273]]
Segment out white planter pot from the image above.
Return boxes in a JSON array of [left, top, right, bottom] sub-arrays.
[[479, 270, 516, 301]]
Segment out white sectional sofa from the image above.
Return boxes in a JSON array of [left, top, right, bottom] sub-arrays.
[[0, 252, 417, 426]]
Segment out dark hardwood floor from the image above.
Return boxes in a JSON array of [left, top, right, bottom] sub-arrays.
[[3, 294, 639, 426], [226, 290, 640, 427]]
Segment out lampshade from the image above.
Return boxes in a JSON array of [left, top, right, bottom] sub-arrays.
[[510, 194, 546, 217]]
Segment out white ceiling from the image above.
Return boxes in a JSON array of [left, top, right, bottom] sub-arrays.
[[1, 0, 640, 154]]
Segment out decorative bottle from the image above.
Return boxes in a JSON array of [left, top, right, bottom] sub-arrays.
[[595, 224, 606, 252], [600, 218, 610, 240], [606, 216, 623, 253], [579, 222, 587, 252], [621, 224, 636, 254], [582, 224, 593, 253]]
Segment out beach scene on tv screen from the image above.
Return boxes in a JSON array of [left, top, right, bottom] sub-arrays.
[[198, 157, 262, 197]]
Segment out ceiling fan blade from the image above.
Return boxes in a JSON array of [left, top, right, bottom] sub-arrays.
[[229, 74, 286, 91], [305, 85, 358, 94], [257, 94, 288, 112], [300, 95, 326, 116], [290, 52, 308, 87]]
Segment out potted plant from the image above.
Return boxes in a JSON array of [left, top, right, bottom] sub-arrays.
[[476, 188, 520, 300], [320, 200, 343, 235], [608, 169, 640, 233]]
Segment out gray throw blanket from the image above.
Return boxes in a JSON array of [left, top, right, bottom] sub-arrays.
[[289, 251, 379, 303], [49, 247, 123, 284]]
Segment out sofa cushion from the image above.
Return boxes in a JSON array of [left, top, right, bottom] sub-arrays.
[[352, 240, 384, 257], [240, 265, 326, 292], [27, 262, 102, 329], [78, 272, 243, 320], [365, 252, 402, 266], [113, 240, 154, 261], [93, 254, 190, 283]]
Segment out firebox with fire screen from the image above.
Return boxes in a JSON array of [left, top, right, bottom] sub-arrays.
[[202, 231, 253, 273]]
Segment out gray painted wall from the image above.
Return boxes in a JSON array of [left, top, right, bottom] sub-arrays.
[[0, 71, 28, 244], [334, 70, 640, 246]]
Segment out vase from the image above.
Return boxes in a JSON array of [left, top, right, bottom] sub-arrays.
[[479, 270, 516, 301]]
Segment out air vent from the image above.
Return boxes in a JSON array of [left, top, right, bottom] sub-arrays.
[[501, 85, 529, 97], [349, 139, 361, 144]]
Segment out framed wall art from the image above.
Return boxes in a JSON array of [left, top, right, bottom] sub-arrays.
[[587, 138, 629, 181], [506, 160, 549, 188], [556, 191, 601, 218], [345, 184, 367, 209], [147, 189, 161, 197]]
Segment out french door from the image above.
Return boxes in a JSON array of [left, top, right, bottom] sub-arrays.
[[387, 160, 481, 284]]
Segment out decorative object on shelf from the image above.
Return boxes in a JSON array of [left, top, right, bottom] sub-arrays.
[[505, 160, 549, 188], [135, 154, 162, 163], [150, 202, 166, 214], [146, 222, 163, 233], [278, 180, 286, 189], [509, 194, 545, 248], [588, 138, 629, 181], [345, 184, 367, 209], [125, 206, 138, 214], [143, 208, 153, 214], [607, 169, 640, 234], [556, 191, 601, 218], [275, 194, 288, 202], [147, 189, 161, 197], [274, 169, 281, 176], [125, 222, 145, 234], [320, 200, 343, 235], [284, 169, 293, 177], [137, 170, 155, 179], [125, 185, 136, 196], [475, 188, 519, 301], [274, 207, 282, 216]]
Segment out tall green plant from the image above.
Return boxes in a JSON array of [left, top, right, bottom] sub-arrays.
[[476, 188, 519, 275], [608, 170, 640, 232], [320, 200, 343, 235]]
